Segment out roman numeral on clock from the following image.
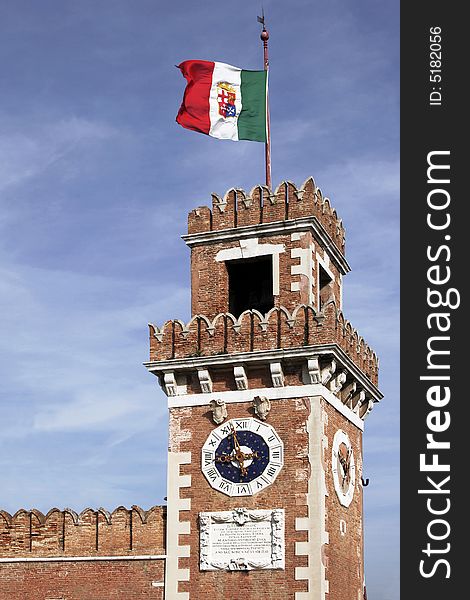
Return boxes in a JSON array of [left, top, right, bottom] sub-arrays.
[[265, 465, 278, 480], [205, 468, 219, 482], [220, 424, 232, 436]]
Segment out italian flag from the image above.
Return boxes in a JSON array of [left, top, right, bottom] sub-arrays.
[[176, 60, 267, 142]]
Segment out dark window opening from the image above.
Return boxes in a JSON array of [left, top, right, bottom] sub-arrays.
[[227, 256, 274, 317], [319, 264, 334, 310]]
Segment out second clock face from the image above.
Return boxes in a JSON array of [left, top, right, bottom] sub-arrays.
[[201, 417, 284, 497], [331, 429, 356, 507]]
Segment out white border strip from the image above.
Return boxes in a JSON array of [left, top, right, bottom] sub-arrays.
[[0, 554, 166, 564], [295, 398, 328, 599], [182, 217, 350, 275], [165, 451, 191, 600], [167, 384, 364, 431]]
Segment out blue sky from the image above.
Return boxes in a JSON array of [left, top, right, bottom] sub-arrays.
[[0, 1, 399, 598]]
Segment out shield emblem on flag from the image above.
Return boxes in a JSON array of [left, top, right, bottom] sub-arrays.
[[217, 81, 237, 118]]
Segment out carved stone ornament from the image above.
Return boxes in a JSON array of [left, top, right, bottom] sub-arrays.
[[163, 372, 177, 397], [252, 396, 271, 421], [209, 399, 227, 425], [234, 365, 249, 390], [199, 508, 285, 571]]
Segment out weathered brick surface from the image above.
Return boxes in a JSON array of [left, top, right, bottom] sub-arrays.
[[0, 176, 379, 600], [0, 560, 164, 600], [149, 303, 379, 386], [170, 398, 311, 598], [0, 506, 166, 599], [188, 232, 340, 318], [187, 178, 346, 255], [323, 401, 364, 600], [0, 506, 165, 558]]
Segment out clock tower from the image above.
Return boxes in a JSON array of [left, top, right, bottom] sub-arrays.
[[145, 177, 382, 600]]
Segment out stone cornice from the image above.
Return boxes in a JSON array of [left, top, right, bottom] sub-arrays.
[[144, 343, 383, 404]]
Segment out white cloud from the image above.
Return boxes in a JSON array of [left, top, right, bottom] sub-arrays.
[[0, 260, 185, 434], [0, 116, 119, 193]]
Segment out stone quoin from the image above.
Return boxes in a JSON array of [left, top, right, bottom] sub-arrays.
[[0, 176, 382, 600]]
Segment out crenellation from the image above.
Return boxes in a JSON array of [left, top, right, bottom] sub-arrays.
[[184, 178, 346, 255], [0, 506, 166, 559], [1, 169, 382, 599], [149, 303, 379, 385], [289, 177, 315, 220], [187, 205, 212, 234], [211, 188, 236, 230], [237, 185, 262, 226], [262, 181, 287, 222]]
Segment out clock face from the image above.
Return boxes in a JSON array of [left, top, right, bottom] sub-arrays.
[[201, 417, 284, 497], [331, 429, 356, 507]]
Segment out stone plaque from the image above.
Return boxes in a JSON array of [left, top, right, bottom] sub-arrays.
[[199, 507, 285, 571]]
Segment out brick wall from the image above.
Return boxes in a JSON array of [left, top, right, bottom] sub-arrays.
[[0, 506, 166, 600], [169, 399, 312, 599], [323, 401, 365, 600], [187, 178, 345, 255], [149, 302, 379, 387], [0, 560, 165, 600]]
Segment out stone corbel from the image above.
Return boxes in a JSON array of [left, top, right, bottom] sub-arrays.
[[304, 356, 321, 384], [359, 398, 374, 420], [351, 390, 366, 413], [329, 370, 347, 394], [198, 369, 213, 393], [270, 362, 285, 387], [321, 359, 336, 386], [163, 372, 177, 397], [341, 381, 357, 408], [234, 366, 249, 391]]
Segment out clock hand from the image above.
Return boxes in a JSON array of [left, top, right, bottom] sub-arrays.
[[339, 451, 351, 485], [242, 451, 260, 460], [338, 458, 345, 478], [230, 423, 241, 452], [215, 452, 235, 463], [229, 424, 258, 476]]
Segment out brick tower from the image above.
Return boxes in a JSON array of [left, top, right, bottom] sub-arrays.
[[145, 177, 382, 600]]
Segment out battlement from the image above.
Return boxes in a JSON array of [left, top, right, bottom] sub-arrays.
[[187, 177, 346, 255], [148, 302, 378, 386], [0, 505, 166, 558]]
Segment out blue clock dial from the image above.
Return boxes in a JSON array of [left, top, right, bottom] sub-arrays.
[[201, 417, 284, 497], [214, 430, 270, 483]]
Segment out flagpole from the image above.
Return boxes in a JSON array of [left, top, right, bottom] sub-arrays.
[[258, 13, 272, 189]]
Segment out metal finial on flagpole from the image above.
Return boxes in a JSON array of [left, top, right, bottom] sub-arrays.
[[257, 10, 272, 190]]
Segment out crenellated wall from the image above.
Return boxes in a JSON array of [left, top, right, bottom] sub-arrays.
[[187, 177, 346, 255], [0, 506, 166, 599], [0, 505, 165, 558], [149, 302, 379, 386]]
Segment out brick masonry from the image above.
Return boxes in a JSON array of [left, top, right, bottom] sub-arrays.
[[169, 398, 312, 598], [0, 560, 165, 600], [149, 178, 381, 599], [323, 401, 365, 600], [0, 177, 381, 599], [0, 506, 166, 600]]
